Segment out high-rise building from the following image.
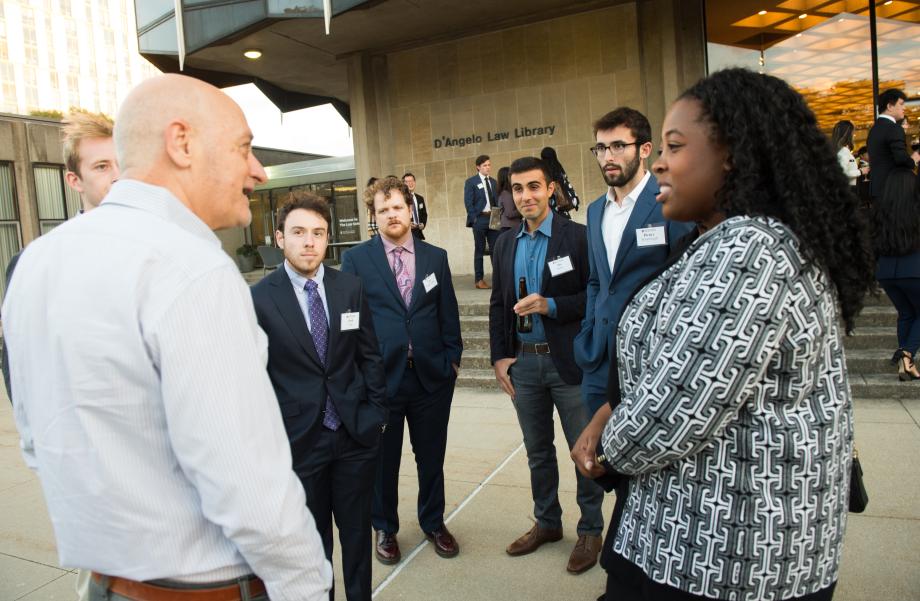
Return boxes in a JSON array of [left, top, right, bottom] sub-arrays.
[[0, 0, 158, 116]]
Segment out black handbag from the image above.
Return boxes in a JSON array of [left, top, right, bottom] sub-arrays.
[[849, 449, 869, 513]]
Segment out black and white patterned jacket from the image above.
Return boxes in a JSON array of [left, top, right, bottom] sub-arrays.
[[601, 215, 853, 601]]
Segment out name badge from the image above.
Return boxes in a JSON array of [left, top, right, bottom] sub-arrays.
[[636, 225, 666, 247], [341, 311, 360, 331], [423, 273, 438, 292], [477, 183, 484, 189], [548, 256, 574, 277]]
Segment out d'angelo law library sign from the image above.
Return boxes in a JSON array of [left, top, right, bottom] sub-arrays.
[[433, 124, 557, 149]]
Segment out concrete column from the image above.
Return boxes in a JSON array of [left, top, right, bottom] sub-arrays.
[[636, 0, 707, 148]]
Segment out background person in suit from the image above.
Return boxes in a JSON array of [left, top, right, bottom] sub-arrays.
[[497, 166, 523, 233], [867, 88, 917, 201], [341, 177, 463, 565], [464, 155, 500, 289], [572, 107, 691, 418], [873, 168, 920, 380], [252, 192, 387, 601], [402, 172, 428, 240], [489, 157, 604, 575]]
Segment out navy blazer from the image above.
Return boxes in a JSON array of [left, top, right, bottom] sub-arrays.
[[867, 117, 916, 199], [251, 266, 388, 449], [463, 174, 497, 227], [877, 250, 920, 280], [573, 176, 693, 413], [341, 236, 462, 397], [488, 216, 589, 385]]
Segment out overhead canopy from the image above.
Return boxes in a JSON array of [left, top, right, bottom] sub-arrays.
[[135, 0, 617, 124]]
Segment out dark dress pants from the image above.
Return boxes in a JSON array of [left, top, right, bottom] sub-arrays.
[[472, 213, 500, 281], [372, 366, 455, 534], [878, 278, 920, 355], [294, 427, 378, 601]]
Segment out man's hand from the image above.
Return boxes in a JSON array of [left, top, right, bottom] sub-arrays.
[[493, 357, 516, 398], [571, 404, 613, 479], [513, 293, 550, 316]]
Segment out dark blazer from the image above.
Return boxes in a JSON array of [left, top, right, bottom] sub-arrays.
[[867, 117, 916, 199], [877, 249, 920, 280], [341, 236, 462, 397], [464, 174, 497, 227], [573, 176, 694, 412], [488, 215, 589, 385], [251, 265, 388, 449], [410, 192, 428, 240]]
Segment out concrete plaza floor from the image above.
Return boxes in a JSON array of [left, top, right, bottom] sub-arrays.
[[1, 385, 919, 600]]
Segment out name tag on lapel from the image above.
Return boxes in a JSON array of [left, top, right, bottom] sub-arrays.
[[423, 273, 438, 292], [477, 183, 484, 189], [548, 256, 574, 277], [341, 311, 360, 331], [636, 225, 666, 247]]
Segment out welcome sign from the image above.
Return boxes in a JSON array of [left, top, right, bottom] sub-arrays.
[[433, 124, 557, 149]]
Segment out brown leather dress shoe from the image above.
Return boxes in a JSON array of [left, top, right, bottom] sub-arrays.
[[375, 530, 401, 565], [426, 525, 459, 558], [506, 524, 563, 556], [566, 534, 602, 574], [474, 279, 491, 289]]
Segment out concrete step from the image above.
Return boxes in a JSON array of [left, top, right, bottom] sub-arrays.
[[854, 305, 897, 328], [459, 316, 489, 333], [846, 349, 903, 374], [849, 374, 920, 399], [843, 327, 898, 350], [456, 368, 500, 391], [462, 332, 490, 351], [458, 303, 489, 316]]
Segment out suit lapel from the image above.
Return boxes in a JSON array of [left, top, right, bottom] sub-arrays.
[[611, 179, 658, 283], [369, 235, 406, 310], [324, 268, 343, 351], [408, 243, 429, 314], [268, 268, 324, 368], [591, 201, 611, 277], [541, 217, 565, 295]]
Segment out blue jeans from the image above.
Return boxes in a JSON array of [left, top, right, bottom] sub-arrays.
[[509, 351, 604, 535], [879, 278, 920, 355]]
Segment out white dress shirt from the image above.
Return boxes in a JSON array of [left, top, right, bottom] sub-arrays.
[[284, 261, 329, 330], [3, 179, 331, 600], [601, 170, 651, 273], [480, 174, 492, 213]]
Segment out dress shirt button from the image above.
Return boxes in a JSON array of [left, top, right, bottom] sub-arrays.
[[602, 318, 608, 325]]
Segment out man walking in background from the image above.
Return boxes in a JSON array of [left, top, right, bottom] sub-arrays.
[[464, 155, 500, 289]]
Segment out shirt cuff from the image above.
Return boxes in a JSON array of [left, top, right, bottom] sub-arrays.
[[546, 298, 557, 319]]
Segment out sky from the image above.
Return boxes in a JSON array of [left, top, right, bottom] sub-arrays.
[[223, 83, 355, 158]]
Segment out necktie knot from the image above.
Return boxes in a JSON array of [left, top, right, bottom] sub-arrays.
[[393, 246, 404, 257], [305, 279, 318, 293]]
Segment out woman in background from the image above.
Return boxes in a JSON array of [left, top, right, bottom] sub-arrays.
[[873, 168, 920, 380], [832, 120, 862, 192], [582, 68, 874, 601], [540, 147, 580, 218], [495, 166, 522, 233]]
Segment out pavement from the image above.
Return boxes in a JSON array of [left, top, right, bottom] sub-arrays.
[[2, 271, 920, 600]]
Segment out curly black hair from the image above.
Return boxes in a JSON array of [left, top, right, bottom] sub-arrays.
[[873, 168, 920, 257], [679, 68, 874, 333]]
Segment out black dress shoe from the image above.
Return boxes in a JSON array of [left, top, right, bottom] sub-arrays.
[[426, 524, 459, 558], [375, 530, 401, 565]]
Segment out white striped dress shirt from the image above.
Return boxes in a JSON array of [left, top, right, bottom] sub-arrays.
[[2, 179, 331, 600]]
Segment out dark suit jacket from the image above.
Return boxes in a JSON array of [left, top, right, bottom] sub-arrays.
[[877, 249, 920, 280], [573, 177, 693, 412], [410, 192, 428, 240], [488, 215, 589, 385], [341, 236, 462, 397], [868, 117, 916, 199], [251, 265, 388, 449], [463, 174, 497, 227]]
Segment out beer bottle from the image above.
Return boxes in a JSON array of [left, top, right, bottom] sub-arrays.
[[517, 277, 533, 333]]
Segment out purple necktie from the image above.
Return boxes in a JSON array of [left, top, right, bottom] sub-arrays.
[[305, 279, 340, 431], [392, 247, 412, 308]]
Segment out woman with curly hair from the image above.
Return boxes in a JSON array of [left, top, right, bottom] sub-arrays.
[[873, 168, 920, 380], [577, 68, 874, 601]]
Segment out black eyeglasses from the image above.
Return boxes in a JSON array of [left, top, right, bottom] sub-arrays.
[[589, 142, 639, 157]]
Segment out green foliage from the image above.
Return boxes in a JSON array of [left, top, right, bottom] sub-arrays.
[[28, 109, 64, 120]]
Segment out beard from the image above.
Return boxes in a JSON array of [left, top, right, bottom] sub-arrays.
[[602, 152, 641, 187]]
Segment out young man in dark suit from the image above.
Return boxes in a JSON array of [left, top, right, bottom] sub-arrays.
[[489, 156, 604, 574], [463, 155, 500, 289], [341, 177, 463, 565], [867, 88, 917, 201], [251, 192, 388, 601], [402, 172, 428, 240]]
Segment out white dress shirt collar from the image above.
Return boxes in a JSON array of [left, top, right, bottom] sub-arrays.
[[605, 170, 651, 210], [284, 260, 325, 290], [879, 114, 896, 124]]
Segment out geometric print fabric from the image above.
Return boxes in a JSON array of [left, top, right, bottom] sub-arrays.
[[601, 215, 853, 601]]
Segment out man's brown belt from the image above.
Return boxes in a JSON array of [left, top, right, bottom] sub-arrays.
[[91, 572, 266, 601], [520, 342, 551, 354]]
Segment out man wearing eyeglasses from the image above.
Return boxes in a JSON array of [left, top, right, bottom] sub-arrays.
[[570, 107, 692, 462]]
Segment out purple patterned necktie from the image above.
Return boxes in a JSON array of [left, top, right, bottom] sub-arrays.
[[392, 247, 412, 308], [305, 279, 340, 431]]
